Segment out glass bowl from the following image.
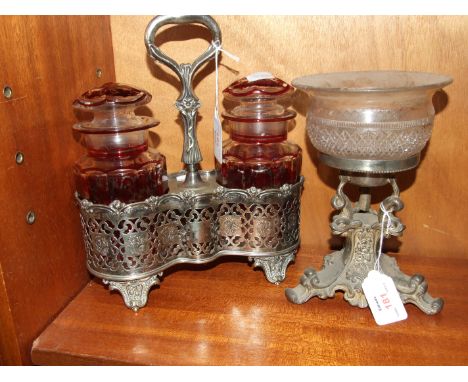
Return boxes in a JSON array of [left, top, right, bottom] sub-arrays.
[[293, 71, 452, 172]]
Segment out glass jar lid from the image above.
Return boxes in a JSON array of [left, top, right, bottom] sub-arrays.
[[222, 74, 296, 123], [73, 82, 159, 134]]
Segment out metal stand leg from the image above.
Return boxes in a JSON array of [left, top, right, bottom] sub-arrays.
[[103, 273, 163, 312], [380, 255, 443, 314], [250, 251, 296, 285], [285, 176, 443, 315]]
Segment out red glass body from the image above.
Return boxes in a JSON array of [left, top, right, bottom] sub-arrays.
[[74, 140, 168, 205], [216, 130, 301, 189], [216, 75, 302, 189]]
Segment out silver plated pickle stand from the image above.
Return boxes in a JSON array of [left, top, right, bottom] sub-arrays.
[[77, 15, 303, 311]]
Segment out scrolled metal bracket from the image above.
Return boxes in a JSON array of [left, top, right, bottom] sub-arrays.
[[330, 175, 362, 235], [376, 177, 405, 237]]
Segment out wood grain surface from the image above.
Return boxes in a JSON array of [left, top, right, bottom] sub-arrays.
[[31, 247, 468, 365], [0, 16, 115, 365], [111, 15, 468, 258], [0, 262, 22, 365]]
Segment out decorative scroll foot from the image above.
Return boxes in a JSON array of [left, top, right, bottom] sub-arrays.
[[380, 255, 444, 315], [285, 249, 370, 307], [102, 273, 162, 312], [285, 251, 443, 315], [249, 251, 296, 285]]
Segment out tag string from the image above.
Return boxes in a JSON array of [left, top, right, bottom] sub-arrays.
[[375, 204, 392, 273], [212, 41, 240, 117]]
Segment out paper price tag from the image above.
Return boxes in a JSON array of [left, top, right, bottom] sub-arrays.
[[214, 112, 223, 164], [246, 72, 274, 82], [362, 270, 408, 326]]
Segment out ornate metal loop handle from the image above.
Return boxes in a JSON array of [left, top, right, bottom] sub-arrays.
[[145, 15, 222, 171]]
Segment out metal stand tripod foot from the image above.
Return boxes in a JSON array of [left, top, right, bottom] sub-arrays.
[[285, 175, 443, 315]]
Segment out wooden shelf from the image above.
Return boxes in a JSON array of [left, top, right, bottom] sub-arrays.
[[31, 249, 468, 365]]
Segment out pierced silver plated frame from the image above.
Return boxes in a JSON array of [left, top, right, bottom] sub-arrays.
[[78, 172, 303, 311]]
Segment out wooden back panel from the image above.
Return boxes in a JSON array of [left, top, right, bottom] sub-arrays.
[[111, 15, 468, 258], [0, 16, 115, 364]]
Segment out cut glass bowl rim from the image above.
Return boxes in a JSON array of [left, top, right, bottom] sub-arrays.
[[292, 70, 453, 93]]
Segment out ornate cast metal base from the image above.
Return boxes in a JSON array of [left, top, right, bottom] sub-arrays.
[[249, 251, 296, 285], [103, 274, 162, 312], [286, 175, 443, 315], [79, 171, 303, 310]]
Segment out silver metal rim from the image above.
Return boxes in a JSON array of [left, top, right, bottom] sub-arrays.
[[319, 153, 420, 173]]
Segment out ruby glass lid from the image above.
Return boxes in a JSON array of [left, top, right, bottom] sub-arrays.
[[222, 74, 296, 123], [73, 82, 159, 134]]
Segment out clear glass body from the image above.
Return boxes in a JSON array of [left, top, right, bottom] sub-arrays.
[[73, 83, 168, 204], [216, 76, 302, 189], [293, 71, 453, 160]]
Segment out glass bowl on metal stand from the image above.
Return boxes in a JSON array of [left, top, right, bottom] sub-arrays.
[[286, 70, 452, 315]]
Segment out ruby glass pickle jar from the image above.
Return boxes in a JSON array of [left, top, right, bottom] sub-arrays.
[[216, 76, 302, 189], [73, 83, 168, 205]]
